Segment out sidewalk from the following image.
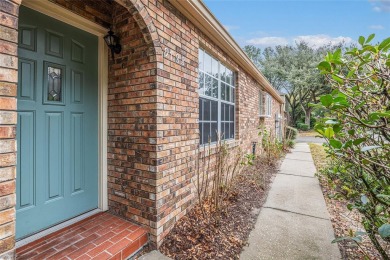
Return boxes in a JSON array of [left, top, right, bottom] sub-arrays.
[[241, 143, 341, 260]]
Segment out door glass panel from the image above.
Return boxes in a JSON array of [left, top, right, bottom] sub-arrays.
[[48, 66, 62, 101]]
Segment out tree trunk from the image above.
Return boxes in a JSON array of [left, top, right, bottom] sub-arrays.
[[304, 108, 312, 127]]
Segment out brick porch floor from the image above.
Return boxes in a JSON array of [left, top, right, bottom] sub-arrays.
[[16, 212, 148, 260]]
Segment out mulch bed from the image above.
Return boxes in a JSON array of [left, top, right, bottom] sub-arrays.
[[309, 143, 383, 259], [318, 175, 384, 260], [159, 157, 279, 259]]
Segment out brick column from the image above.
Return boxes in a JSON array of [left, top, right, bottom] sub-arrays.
[[0, 0, 20, 258]]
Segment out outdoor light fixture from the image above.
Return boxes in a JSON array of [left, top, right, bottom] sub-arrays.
[[104, 29, 121, 60]]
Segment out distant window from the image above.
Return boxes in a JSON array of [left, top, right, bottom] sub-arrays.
[[266, 94, 272, 116], [259, 90, 264, 116], [198, 48, 235, 144], [259, 91, 272, 117]]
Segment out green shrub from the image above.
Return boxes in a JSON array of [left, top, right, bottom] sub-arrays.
[[297, 123, 309, 131], [297, 122, 310, 131], [286, 126, 298, 140], [315, 35, 390, 259], [310, 117, 316, 128], [258, 126, 284, 166], [286, 139, 295, 149]]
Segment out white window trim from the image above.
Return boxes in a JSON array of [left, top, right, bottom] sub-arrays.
[[199, 48, 236, 144], [259, 91, 272, 118], [266, 94, 272, 116]]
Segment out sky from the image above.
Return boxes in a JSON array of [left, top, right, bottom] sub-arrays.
[[203, 0, 390, 49]]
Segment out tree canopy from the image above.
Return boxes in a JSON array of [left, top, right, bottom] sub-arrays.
[[243, 42, 340, 127]]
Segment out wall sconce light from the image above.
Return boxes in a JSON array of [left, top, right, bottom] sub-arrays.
[[104, 29, 122, 60]]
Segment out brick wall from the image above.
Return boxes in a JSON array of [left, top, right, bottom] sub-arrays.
[[106, 1, 158, 233], [139, 0, 284, 246], [0, 0, 20, 258], [49, 0, 113, 28], [0, 0, 284, 253]]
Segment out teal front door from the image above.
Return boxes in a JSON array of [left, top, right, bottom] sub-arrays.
[[16, 6, 99, 239]]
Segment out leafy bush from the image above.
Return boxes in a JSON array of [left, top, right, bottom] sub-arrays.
[[285, 139, 295, 149], [286, 126, 298, 140], [314, 35, 390, 258], [297, 123, 309, 131], [310, 117, 316, 128]]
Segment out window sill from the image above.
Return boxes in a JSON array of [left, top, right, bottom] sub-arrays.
[[199, 139, 240, 155], [259, 115, 271, 118]]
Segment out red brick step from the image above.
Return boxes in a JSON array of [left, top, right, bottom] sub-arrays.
[[16, 212, 148, 260]]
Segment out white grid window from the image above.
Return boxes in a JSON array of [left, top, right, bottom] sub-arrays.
[[198, 48, 235, 144], [259, 90, 264, 116], [266, 94, 272, 116]]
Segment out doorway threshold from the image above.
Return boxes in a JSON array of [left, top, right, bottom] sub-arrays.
[[16, 212, 148, 259]]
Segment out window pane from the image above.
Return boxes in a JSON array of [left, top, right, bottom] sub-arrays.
[[203, 123, 210, 144], [221, 103, 225, 121], [226, 85, 230, 102], [229, 122, 235, 139], [221, 83, 226, 101], [226, 68, 232, 85], [211, 57, 218, 78], [259, 91, 263, 114], [204, 52, 212, 75], [212, 78, 218, 98], [48, 66, 62, 101], [230, 105, 235, 122], [211, 123, 218, 142], [211, 100, 218, 121], [223, 122, 230, 140], [205, 75, 212, 96], [267, 95, 272, 115], [203, 99, 210, 121], [199, 72, 204, 95], [198, 49, 204, 71], [220, 64, 226, 82], [199, 99, 204, 120], [225, 105, 229, 121], [221, 122, 225, 139], [231, 87, 235, 103]]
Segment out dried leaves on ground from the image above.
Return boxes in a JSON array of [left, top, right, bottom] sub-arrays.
[[309, 143, 383, 260], [159, 157, 279, 260]]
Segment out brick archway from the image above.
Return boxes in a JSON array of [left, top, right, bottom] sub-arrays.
[[118, 0, 162, 55]]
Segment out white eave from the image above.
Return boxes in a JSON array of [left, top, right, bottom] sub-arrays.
[[169, 0, 284, 104]]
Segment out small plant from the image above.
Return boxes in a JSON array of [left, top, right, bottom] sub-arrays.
[[194, 134, 247, 225], [286, 126, 298, 140], [332, 230, 372, 259], [258, 125, 284, 166], [285, 139, 295, 149], [242, 153, 255, 166]]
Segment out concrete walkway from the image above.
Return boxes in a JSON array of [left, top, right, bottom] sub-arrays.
[[241, 143, 341, 260], [296, 135, 325, 144]]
